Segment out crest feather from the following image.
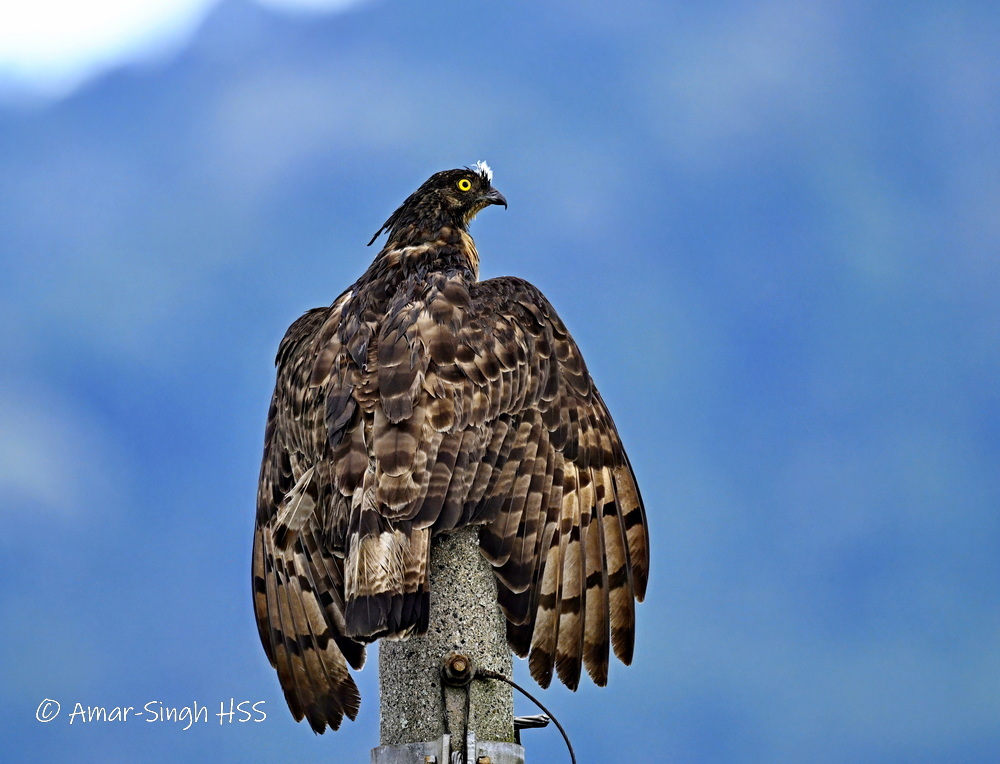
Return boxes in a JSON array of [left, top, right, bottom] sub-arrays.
[[473, 160, 493, 183]]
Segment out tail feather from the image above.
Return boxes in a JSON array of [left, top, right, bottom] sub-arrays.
[[343, 503, 431, 641]]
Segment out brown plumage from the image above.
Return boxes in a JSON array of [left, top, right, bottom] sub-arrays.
[[253, 163, 649, 733]]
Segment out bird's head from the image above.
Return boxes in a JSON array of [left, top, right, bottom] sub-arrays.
[[368, 161, 507, 246]]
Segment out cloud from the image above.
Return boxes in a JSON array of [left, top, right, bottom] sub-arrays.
[[0, 0, 210, 97], [0, 385, 126, 520], [0, 0, 370, 98]]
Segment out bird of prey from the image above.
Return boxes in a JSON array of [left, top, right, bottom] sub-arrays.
[[253, 163, 649, 733]]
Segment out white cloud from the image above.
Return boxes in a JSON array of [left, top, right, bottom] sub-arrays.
[[0, 0, 369, 97], [0, 0, 210, 96], [0, 386, 126, 519]]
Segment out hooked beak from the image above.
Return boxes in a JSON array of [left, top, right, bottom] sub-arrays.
[[481, 187, 507, 209]]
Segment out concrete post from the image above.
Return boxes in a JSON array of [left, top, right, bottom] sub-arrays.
[[377, 525, 518, 759]]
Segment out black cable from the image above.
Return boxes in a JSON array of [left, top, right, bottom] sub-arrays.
[[476, 668, 577, 764]]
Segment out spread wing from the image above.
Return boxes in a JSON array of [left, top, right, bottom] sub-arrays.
[[255, 272, 649, 733], [352, 273, 650, 690], [253, 303, 367, 734]]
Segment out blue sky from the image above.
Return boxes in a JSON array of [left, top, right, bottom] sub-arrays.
[[1, 1, 999, 762]]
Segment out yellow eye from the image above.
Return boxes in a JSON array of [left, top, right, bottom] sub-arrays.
[[457, 178, 473, 192]]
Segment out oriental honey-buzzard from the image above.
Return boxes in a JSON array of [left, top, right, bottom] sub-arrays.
[[253, 163, 649, 732]]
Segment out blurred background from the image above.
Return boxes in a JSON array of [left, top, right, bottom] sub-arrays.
[[1, 0, 998, 761]]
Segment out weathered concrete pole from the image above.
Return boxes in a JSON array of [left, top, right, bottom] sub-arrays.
[[377, 525, 518, 760]]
